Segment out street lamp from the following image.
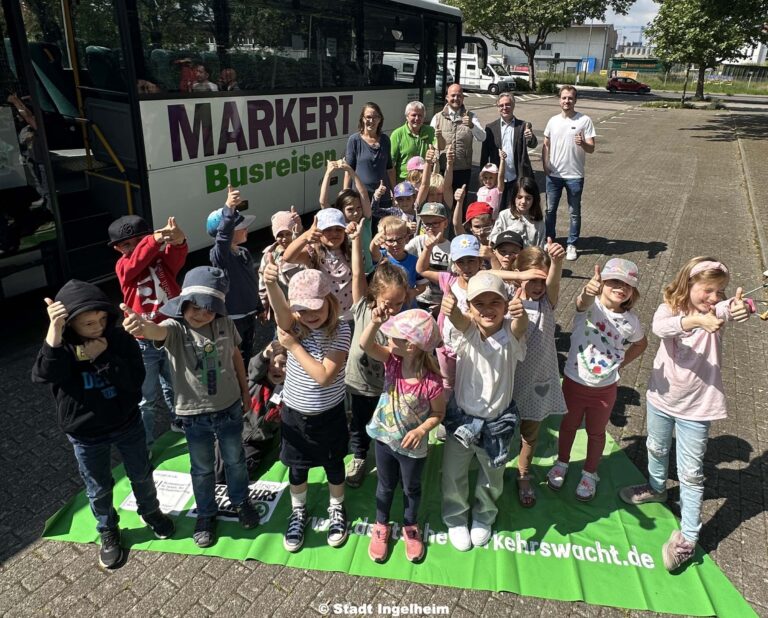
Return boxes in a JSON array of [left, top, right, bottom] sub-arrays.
[[582, 19, 594, 80]]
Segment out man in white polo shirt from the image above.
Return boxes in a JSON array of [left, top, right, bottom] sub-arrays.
[[542, 85, 596, 261]]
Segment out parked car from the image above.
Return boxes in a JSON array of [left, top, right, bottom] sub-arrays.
[[606, 77, 651, 94]]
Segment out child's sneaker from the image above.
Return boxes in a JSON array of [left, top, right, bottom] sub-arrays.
[[470, 521, 492, 547], [368, 522, 391, 563], [327, 503, 349, 547], [236, 500, 260, 529], [142, 509, 175, 539], [402, 524, 425, 562], [662, 530, 696, 571], [98, 528, 123, 569], [546, 460, 569, 490], [284, 505, 307, 552], [345, 457, 367, 488], [193, 515, 217, 548], [575, 471, 600, 501], [447, 525, 472, 552], [619, 482, 668, 505]]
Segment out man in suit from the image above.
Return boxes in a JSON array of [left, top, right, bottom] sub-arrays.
[[480, 93, 538, 210]]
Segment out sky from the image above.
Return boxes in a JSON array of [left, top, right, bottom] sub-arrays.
[[601, 0, 659, 42]]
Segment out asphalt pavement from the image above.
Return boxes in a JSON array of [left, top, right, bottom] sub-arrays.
[[1, 92, 767, 617]]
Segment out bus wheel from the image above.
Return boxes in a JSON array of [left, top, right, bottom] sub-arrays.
[[488, 84, 499, 95]]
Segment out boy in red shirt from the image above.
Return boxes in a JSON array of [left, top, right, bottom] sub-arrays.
[[108, 214, 188, 445]]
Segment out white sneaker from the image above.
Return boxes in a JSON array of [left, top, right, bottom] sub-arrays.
[[447, 525, 472, 551], [566, 245, 578, 261], [470, 522, 492, 547]]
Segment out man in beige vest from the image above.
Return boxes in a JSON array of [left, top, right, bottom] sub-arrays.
[[431, 83, 485, 193]]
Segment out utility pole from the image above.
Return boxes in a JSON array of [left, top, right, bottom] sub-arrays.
[[583, 19, 594, 81]]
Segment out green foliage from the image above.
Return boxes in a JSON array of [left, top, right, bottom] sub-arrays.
[[514, 77, 532, 91], [537, 79, 560, 94], [446, 0, 636, 89]]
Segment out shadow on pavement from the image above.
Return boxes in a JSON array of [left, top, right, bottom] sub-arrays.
[[679, 113, 768, 142], [574, 236, 668, 260]]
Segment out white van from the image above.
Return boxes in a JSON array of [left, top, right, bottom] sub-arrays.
[[448, 54, 515, 94]]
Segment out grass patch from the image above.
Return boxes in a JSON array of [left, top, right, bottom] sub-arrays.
[[641, 101, 694, 109]]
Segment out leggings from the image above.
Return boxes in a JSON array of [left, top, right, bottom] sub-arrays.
[[374, 440, 425, 525], [558, 376, 617, 474]]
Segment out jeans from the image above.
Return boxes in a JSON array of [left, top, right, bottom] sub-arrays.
[[646, 401, 710, 543], [545, 175, 585, 246], [137, 339, 175, 446], [181, 401, 250, 518], [349, 394, 378, 459], [374, 440, 425, 525], [67, 418, 159, 533]]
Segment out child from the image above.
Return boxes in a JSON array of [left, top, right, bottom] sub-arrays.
[[405, 156, 426, 188], [452, 198, 495, 264], [257, 208, 304, 325], [320, 159, 374, 273], [490, 230, 525, 273], [512, 243, 567, 507], [208, 185, 264, 363], [361, 309, 446, 563], [282, 208, 354, 320], [440, 272, 528, 550], [109, 213, 187, 443], [122, 267, 260, 548], [417, 234, 483, 395], [476, 153, 506, 220], [405, 202, 451, 314], [547, 258, 648, 500], [214, 341, 287, 483], [345, 222, 409, 488], [261, 260, 352, 552], [32, 280, 175, 569], [417, 146, 454, 224], [489, 176, 546, 249], [619, 257, 749, 571], [372, 180, 418, 236], [370, 216, 427, 309]]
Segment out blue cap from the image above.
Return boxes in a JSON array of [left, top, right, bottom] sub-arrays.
[[316, 208, 347, 230], [393, 181, 416, 198], [206, 207, 255, 237], [450, 234, 481, 260]]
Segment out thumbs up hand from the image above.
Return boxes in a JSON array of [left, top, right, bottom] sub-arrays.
[[121, 303, 148, 337], [698, 309, 725, 333], [347, 219, 363, 241], [454, 184, 467, 206], [262, 251, 280, 285], [374, 180, 387, 201], [44, 297, 68, 347], [225, 183, 241, 209], [508, 286, 525, 319], [584, 264, 602, 297], [730, 286, 750, 322], [462, 113, 471, 127], [289, 205, 302, 233], [306, 215, 322, 243], [440, 288, 458, 318], [546, 237, 565, 262]]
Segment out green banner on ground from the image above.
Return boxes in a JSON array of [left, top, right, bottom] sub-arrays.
[[43, 422, 754, 617]]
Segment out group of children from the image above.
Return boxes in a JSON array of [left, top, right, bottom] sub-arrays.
[[33, 146, 752, 574]]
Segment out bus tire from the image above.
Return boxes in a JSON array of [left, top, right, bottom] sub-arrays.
[[488, 84, 499, 95]]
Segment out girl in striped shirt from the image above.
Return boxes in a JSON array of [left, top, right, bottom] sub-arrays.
[[263, 257, 351, 553]]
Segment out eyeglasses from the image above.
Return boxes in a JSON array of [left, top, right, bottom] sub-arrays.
[[471, 225, 493, 233], [421, 221, 443, 228], [384, 236, 406, 244], [494, 247, 519, 257]]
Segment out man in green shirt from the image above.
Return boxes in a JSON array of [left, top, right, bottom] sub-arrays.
[[389, 101, 436, 184]]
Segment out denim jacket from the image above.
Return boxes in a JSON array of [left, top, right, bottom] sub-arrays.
[[444, 396, 518, 468]]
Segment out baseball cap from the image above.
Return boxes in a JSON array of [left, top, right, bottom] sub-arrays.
[[418, 202, 447, 218], [479, 163, 498, 176], [465, 201, 493, 223], [406, 156, 426, 172], [379, 309, 442, 352], [206, 208, 256, 237], [393, 181, 416, 198], [288, 269, 333, 311], [107, 215, 151, 247], [316, 208, 347, 230], [601, 258, 640, 289], [492, 231, 525, 250], [467, 272, 508, 302], [271, 211, 294, 237], [450, 234, 480, 261]]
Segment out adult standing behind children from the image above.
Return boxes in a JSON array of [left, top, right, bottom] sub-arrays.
[[32, 280, 175, 569], [431, 83, 485, 192], [109, 214, 188, 443], [480, 93, 538, 209], [345, 102, 393, 207], [207, 185, 264, 363], [390, 101, 435, 184], [541, 85, 595, 262]]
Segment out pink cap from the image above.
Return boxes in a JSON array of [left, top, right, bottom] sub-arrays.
[[271, 211, 294, 238], [379, 309, 442, 352], [406, 156, 426, 172], [288, 269, 333, 311]]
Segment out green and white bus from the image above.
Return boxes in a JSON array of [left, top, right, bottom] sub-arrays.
[[0, 0, 484, 297]]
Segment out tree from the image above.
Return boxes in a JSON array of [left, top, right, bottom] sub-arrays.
[[645, 0, 768, 100], [446, 0, 635, 90]]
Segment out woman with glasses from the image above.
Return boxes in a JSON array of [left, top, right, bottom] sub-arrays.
[[345, 103, 394, 208]]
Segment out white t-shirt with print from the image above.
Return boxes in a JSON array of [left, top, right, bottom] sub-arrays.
[[543, 112, 596, 179], [564, 299, 644, 387]]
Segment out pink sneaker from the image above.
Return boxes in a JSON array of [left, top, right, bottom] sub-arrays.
[[368, 522, 391, 563], [662, 530, 695, 571], [402, 524, 425, 562]]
